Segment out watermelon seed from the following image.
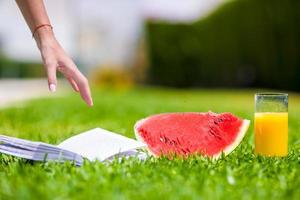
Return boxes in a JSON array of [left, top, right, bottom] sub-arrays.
[[208, 129, 222, 140]]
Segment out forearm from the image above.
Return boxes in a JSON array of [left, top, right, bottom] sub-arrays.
[[15, 0, 54, 48]]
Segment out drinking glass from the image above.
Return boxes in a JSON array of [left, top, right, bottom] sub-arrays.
[[254, 93, 288, 156]]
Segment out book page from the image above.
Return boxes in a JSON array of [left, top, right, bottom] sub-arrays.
[[58, 128, 146, 161]]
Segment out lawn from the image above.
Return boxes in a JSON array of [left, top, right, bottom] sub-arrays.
[[0, 87, 299, 200]]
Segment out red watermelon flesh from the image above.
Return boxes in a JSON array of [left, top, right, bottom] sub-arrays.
[[134, 112, 250, 158]]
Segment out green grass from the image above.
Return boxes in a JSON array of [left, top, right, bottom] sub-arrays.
[[0, 87, 299, 200]]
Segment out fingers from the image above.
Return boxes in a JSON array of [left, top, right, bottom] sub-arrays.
[[58, 60, 93, 107], [40, 43, 93, 106], [45, 62, 57, 92], [67, 77, 79, 92], [72, 69, 93, 107]]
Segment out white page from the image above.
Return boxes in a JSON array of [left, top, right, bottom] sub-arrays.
[[58, 128, 146, 161]]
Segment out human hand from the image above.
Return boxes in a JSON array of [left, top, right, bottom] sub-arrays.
[[34, 26, 93, 106]]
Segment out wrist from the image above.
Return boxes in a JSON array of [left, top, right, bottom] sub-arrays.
[[33, 26, 56, 49]]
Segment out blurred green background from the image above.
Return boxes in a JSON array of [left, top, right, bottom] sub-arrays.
[[0, 56, 44, 78], [146, 0, 300, 90]]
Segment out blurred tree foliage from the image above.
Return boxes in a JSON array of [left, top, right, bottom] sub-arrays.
[[0, 55, 44, 78], [146, 0, 300, 90]]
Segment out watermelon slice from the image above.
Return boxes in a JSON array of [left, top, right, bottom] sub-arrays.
[[134, 112, 250, 159]]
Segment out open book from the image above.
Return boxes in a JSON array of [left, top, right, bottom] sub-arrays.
[[0, 128, 147, 166]]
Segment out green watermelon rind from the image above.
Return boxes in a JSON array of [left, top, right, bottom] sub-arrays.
[[134, 113, 250, 159]]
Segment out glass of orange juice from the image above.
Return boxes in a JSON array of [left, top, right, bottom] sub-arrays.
[[255, 93, 288, 156]]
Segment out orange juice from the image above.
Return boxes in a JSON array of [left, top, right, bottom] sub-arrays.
[[255, 112, 288, 156]]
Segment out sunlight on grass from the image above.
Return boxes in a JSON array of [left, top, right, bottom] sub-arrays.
[[0, 87, 299, 199]]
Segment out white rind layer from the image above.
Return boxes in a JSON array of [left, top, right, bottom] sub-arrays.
[[134, 117, 159, 157], [212, 119, 250, 159], [134, 116, 250, 159], [134, 118, 148, 145]]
